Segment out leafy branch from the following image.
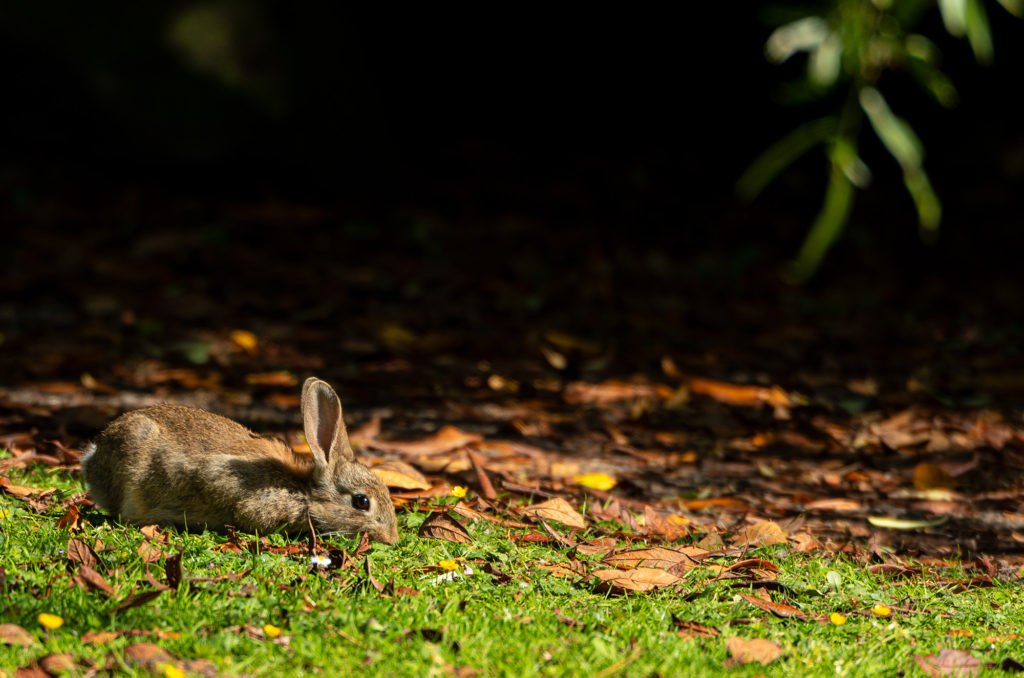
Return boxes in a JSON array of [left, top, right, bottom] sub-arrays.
[[738, 0, 1021, 282]]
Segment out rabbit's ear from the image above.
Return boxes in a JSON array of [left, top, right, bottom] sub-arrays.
[[302, 378, 355, 476]]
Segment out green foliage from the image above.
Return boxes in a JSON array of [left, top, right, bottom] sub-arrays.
[[741, 0, 1021, 283]]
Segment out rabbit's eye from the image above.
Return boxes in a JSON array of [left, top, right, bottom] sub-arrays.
[[352, 494, 371, 511]]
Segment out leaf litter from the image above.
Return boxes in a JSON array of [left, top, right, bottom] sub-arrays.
[[4, 210, 1024, 675]]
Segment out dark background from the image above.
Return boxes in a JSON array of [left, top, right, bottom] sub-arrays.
[[2, 2, 1024, 396]]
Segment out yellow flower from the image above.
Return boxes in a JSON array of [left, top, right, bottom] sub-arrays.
[[871, 604, 891, 617], [438, 559, 460, 571], [573, 473, 618, 491], [38, 613, 64, 630], [830, 613, 847, 625], [162, 663, 186, 678], [263, 624, 283, 639], [451, 486, 467, 498]]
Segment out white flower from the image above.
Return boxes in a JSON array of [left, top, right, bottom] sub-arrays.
[[309, 555, 332, 568]]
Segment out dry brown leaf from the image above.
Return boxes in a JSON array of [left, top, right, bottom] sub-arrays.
[[913, 462, 957, 491], [0, 476, 53, 497], [805, 498, 861, 512], [81, 631, 120, 644], [602, 546, 708, 571], [14, 663, 49, 678], [563, 380, 668, 405], [56, 504, 82, 531], [683, 376, 793, 410], [590, 568, 680, 593], [790, 532, 820, 552], [78, 564, 115, 597], [730, 521, 788, 547], [737, 593, 808, 620], [519, 498, 586, 530], [575, 537, 618, 556], [0, 623, 35, 647], [418, 511, 473, 543], [537, 560, 588, 578], [679, 496, 748, 511], [245, 371, 297, 386], [675, 620, 721, 641], [123, 642, 172, 670], [725, 636, 784, 666], [66, 538, 101, 568], [914, 649, 982, 677], [138, 525, 168, 543], [642, 505, 688, 541], [369, 426, 482, 456], [137, 542, 165, 564], [371, 460, 431, 490], [38, 654, 76, 674]]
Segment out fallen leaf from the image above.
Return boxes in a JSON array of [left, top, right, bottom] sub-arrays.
[[573, 473, 617, 491], [737, 593, 808, 620], [123, 642, 172, 671], [137, 542, 165, 563], [165, 552, 183, 589], [0, 476, 53, 497], [66, 538, 101, 568], [369, 426, 482, 456], [684, 377, 791, 409], [245, 371, 297, 386], [16, 663, 51, 678], [914, 462, 957, 491], [674, 619, 721, 640], [727, 558, 781, 575], [725, 636, 784, 666], [56, 504, 82, 531], [540, 519, 578, 548], [139, 525, 168, 542], [519, 498, 586, 530], [642, 505, 688, 541], [39, 654, 76, 674], [915, 648, 982, 677], [81, 631, 120, 644], [537, 560, 588, 579], [791, 532, 820, 552], [805, 498, 861, 512], [731, 521, 788, 547], [590, 568, 680, 593], [563, 380, 668, 405], [371, 460, 431, 491], [0, 623, 35, 647], [230, 329, 259, 353], [418, 512, 473, 543], [575, 537, 618, 556], [78, 564, 115, 597], [602, 546, 708, 571], [867, 515, 948, 530]]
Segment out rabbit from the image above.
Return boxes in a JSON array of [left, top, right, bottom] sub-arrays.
[[81, 377, 398, 543]]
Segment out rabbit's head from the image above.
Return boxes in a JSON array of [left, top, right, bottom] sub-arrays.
[[301, 378, 398, 544]]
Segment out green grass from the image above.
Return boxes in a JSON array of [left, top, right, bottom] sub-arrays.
[[2, 455, 1023, 677]]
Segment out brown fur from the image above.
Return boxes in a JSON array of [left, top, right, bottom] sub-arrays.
[[81, 378, 398, 543]]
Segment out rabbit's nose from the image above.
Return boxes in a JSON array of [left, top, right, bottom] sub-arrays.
[[376, 523, 399, 544]]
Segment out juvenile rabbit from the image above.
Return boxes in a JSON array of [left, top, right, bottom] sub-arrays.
[[81, 378, 398, 543]]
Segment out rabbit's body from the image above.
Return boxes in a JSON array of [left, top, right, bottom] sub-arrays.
[[82, 379, 398, 543]]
